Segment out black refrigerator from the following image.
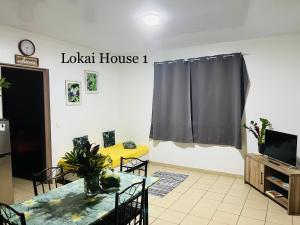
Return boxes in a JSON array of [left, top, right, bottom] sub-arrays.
[[0, 119, 14, 204]]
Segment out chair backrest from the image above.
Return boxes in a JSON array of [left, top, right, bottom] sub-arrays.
[[0, 203, 26, 225], [32, 166, 65, 196], [115, 179, 146, 225], [120, 157, 149, 177]]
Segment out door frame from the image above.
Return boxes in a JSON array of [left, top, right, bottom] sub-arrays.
[[0, 63, 52, 169]]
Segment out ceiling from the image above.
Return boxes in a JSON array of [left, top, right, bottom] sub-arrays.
[[0, 0, 300, 53]]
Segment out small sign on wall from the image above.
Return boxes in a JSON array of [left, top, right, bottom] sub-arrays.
[[15, 54, 39, 67]]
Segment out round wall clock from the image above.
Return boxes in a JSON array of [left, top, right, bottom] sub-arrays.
[[18, 39, 35, 56]]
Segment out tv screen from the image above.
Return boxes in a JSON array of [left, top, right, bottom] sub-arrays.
[[264, 130, 298, 167]]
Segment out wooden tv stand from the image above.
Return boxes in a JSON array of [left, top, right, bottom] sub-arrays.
[[245, 153, 300, 215]]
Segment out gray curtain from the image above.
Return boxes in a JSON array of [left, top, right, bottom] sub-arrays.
[[150, 53, 249, 149], [149, 60, 193, 143], [190, 53, 249, 149]]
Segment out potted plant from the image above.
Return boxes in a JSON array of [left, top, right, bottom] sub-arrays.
[[63, 141, 112, 197], [0, 77, 11, 95], [243, 118, 271, 153]]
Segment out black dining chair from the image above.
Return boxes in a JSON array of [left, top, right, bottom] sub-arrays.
[[0, 203, 26, 225], [120, 157, 149, 177], [99, 179, 146, 225], [32, 166, 65, 196]]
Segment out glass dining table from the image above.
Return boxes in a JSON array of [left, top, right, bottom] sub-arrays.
[[11, 172, 158, 225]]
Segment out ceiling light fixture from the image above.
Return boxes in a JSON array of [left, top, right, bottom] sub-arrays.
[[142, 12, 161, 26]]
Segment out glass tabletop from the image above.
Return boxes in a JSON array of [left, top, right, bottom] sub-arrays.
[[11, 172, 158, 225]]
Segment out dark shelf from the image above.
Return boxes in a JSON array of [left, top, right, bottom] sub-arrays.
[[266, 176, 289, 191], [265, 190, 288, 208]]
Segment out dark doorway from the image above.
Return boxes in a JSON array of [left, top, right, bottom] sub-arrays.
[[2, 67, 47, 179]]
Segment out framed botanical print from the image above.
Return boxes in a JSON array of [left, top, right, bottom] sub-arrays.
[[65, 80, 81, 105], [84, 70, 98, 93]]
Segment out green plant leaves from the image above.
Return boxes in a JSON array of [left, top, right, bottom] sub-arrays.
[[63, 141, 111, 178], [243, 117, 271, 144], [0, 77, 11, 89]]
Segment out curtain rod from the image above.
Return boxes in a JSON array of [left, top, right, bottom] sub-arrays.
[[154, 53, 249, 64]]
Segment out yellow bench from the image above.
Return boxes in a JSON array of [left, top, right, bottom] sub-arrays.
[[58, 143, 149, 170]]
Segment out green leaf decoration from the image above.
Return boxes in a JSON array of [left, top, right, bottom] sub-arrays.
[[0, 77, 11, 89], [243, 117, 271, 144], [63, 141, 111, 178]]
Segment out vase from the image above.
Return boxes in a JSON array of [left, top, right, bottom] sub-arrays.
[[258, 143, 265, 154], [84, 175, 100, 197]]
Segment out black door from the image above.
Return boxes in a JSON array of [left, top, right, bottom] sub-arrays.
[[2, 67, 46, 179]]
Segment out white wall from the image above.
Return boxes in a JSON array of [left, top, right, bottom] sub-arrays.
[[1, 25, 299, 176], [0, 26, 121, 165], [118, 33, 300, 175]]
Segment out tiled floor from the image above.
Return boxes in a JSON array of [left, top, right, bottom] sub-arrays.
[[13, 177, 35, 203], [148, 164, 300, 225], [13, 177, 60, 203], [13, 163, 300, 225]]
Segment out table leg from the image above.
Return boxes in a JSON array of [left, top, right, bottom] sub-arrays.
[[144, 189, 149, 225]]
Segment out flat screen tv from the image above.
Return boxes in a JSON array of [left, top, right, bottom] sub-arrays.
[[264, 129, 298, 167]]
